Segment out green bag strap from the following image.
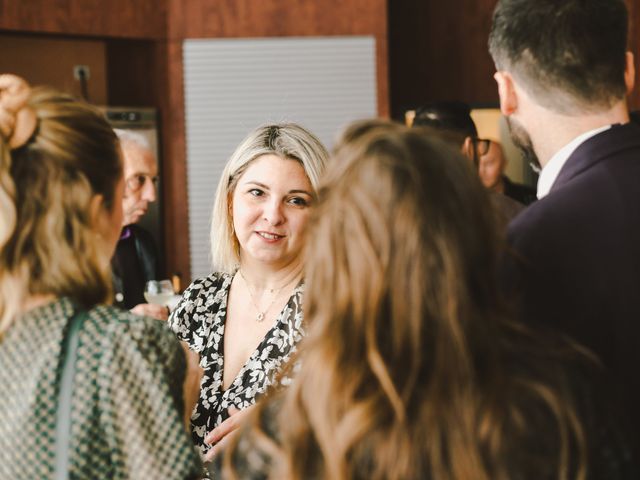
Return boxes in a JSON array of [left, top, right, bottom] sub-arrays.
[[54, 308, 88, 480]]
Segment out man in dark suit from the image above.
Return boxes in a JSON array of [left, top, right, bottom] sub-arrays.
[[489, 0, 640, 456]]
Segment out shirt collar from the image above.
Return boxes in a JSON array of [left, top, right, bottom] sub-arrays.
[[536, 125, 611, 199]]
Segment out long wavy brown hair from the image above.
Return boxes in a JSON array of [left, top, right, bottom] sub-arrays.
[[221, 121, 587, 480]]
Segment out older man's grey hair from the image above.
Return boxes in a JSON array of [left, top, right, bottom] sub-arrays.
[[114, 128, 152, 152]]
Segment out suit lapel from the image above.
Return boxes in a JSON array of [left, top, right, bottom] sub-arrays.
[[550, 123, 640, 193]]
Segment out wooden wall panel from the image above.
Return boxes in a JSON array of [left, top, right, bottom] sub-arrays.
[[389, 0, 498, 120], [0, 33, 107, 104], [154, 40, 192, 285], [0, 0, 166, 39], [106, 40, 157, 107], [390, 0, 640, 119]]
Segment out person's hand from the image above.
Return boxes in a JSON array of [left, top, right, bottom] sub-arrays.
[[131, 302, 169, 321], [203, 405, 254, 462]]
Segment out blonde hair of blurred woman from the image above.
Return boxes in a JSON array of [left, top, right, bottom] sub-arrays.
[[0, 85, 121, 335], [221, 121, 588, 480], [209, 123, 328, 273]]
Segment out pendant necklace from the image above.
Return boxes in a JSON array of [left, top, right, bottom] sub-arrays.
[[238, 270, 294, 323]]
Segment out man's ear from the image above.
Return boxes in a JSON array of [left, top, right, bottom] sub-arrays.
[[494, 71, 518, 116], [625, 51, 635, 96]]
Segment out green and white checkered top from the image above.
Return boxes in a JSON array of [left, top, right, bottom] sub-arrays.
[[0, 297, 203, 479]]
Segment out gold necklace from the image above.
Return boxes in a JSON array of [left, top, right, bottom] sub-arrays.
[[238, 270, 296, 323]]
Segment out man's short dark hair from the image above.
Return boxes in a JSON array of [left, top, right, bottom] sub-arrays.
[[412, 101, 478, 142], [488, 0, 628, 113]]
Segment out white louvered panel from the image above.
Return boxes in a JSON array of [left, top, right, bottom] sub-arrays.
[[183, 36, 377, 281]]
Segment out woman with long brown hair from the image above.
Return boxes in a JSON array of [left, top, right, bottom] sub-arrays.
[[214, 121, 633, 479]]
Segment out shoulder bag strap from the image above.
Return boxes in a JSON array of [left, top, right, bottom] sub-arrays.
[[54, 309, 88, 480]]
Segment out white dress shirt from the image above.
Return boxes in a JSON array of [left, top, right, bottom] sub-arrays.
[[537, 125, 611, 199]]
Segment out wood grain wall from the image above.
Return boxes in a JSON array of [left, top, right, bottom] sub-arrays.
[[389, 0, 498, 119], [0, 34, 107, 104], [0, 0, 166, 38]]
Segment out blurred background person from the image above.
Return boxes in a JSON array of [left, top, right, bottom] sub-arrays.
[[214, 121, 635, 480], [169, 123, 328, 459], [112, 129, 168, 320], [0, 75, 201, 479], [478, 139, 536, 205], [413, 101, 524, 229]]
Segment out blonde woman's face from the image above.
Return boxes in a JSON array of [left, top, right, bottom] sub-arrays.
[[231, 154, 313, 269]]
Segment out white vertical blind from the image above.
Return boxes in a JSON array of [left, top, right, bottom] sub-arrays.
[[183, 36, 377, 280]]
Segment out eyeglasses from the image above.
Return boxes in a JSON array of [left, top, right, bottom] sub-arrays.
[[125, 174, 159, 192], [473, 138, 491, 157]]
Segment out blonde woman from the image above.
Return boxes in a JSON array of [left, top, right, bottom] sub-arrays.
[[0, 76, 201, 479], [215, 121, 634, 479], [169, 124, 328, 459]]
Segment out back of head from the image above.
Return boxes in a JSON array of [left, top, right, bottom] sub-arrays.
[[412, 101, 477, 147], [210, 123, 328, 273], [488, 0, 629, 113], [0, 83, 121, 333]]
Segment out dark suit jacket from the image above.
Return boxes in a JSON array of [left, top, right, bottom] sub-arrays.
[[112, 224, 159, 309], [503, 175, 537, 205], [504, 122, 640, 457]]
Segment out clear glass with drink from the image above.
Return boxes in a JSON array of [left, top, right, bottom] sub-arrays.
[[144, 280, 175, 306]]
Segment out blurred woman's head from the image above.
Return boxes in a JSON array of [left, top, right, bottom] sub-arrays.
[[307, 121, 500, 381], [210, 123, 328, 273], [0, 76, 122, 333]]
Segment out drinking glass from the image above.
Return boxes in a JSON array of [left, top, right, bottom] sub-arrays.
[[144, 280, 175, 306]]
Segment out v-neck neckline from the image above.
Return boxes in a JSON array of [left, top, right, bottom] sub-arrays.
[[217, 273, 303, 394]]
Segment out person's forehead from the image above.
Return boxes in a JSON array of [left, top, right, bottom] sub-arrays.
[[122, 141, 157, 175]]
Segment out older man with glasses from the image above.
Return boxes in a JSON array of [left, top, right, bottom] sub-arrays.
[[412, 101, 524, 229], [112, 129, 168, 320], [477, 139, 537, 205]]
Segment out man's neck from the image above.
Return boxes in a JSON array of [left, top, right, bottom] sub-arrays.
[[531, 100, 629, 168]]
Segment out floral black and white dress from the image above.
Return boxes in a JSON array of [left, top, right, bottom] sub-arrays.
[[169, 272, 305, 455]]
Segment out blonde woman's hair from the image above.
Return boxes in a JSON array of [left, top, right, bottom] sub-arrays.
[[221, 121, 587, 480], [0, 87, 121, 335], [209, 123, 328, 273]]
